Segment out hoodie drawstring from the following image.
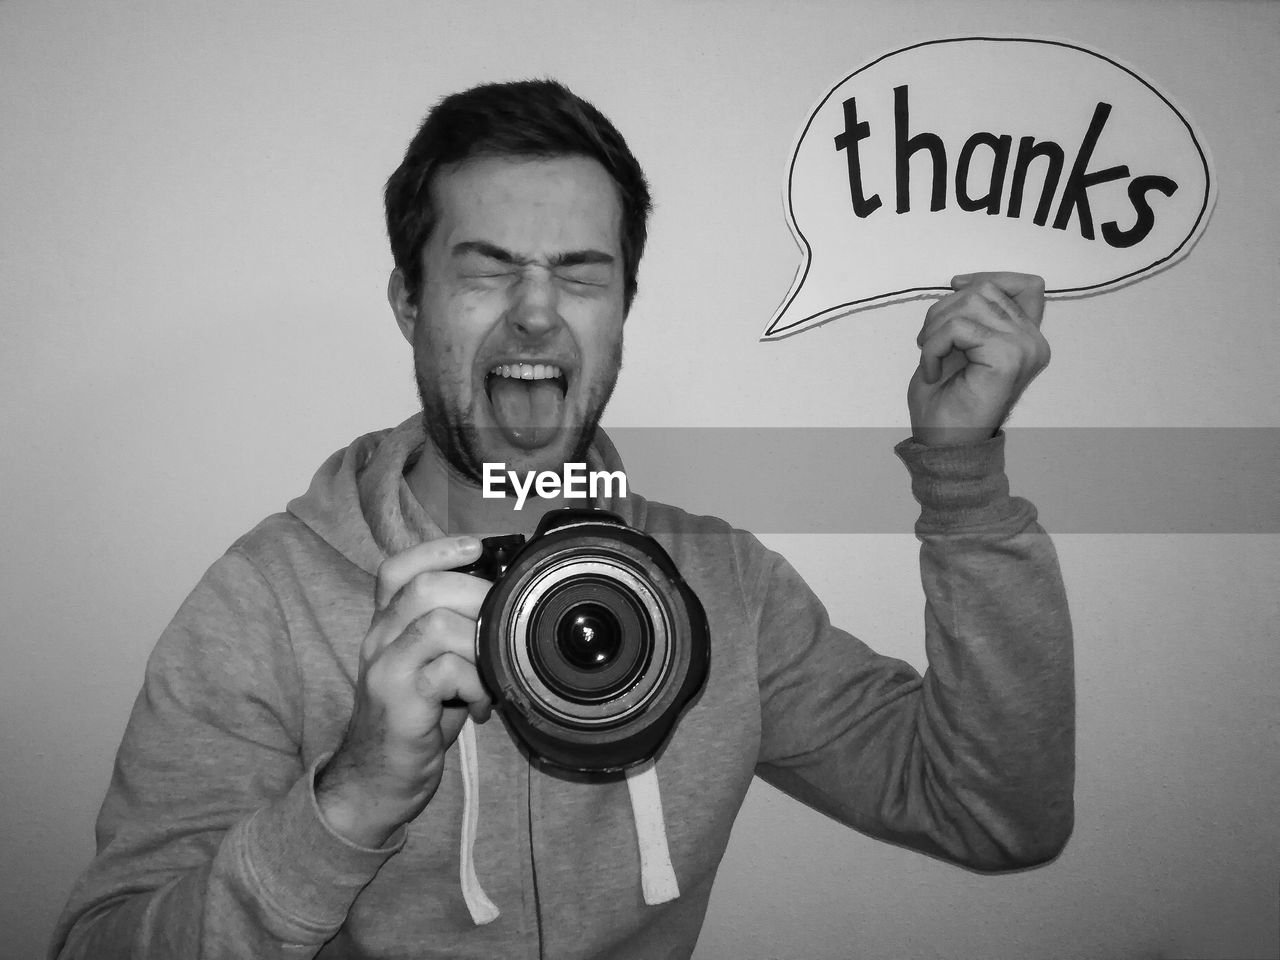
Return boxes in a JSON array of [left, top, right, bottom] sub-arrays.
[[457, 720, 680, 925], [458, 718, 500, 925], [624, 760, 681, 905]]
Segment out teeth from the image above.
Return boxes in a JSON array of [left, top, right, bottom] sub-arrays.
[[490, 363, 563, 380]]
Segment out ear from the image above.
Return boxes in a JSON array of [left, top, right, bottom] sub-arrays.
[[387, 268, 418, 345]]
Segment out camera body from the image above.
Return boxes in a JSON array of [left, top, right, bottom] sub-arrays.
[[454, 508, 709, 774]]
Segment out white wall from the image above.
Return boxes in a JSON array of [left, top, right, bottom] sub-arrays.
[[2, 2, 1276, 958]]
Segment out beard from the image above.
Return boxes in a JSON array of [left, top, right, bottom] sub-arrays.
[[414, 340, 622, 486]]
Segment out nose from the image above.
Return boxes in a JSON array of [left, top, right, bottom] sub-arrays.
[[506, 268, 562, 339]]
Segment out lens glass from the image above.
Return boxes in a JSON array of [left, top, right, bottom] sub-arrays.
[[556, 603, 622, 670], [527, 574, 654, 705]]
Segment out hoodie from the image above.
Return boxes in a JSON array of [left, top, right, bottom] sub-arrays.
[[51, 415, 1074, 960]]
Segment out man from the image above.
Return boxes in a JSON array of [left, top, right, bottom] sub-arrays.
[[51, 79, 1072, 959]]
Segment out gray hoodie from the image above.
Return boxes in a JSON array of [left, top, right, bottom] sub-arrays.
[[51, 416, 1073, 959]]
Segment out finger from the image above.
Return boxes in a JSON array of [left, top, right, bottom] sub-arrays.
[[918, 315, 993, 383], [383, 606, 479, 670], [951, 271, 1045, 327], [918, 288, 1018, 349], [944, 280, 1051, 373], [370, 570, 490, 651], [970, 279, 1025, 330], [416, 653, 493, 723], [364, 612, 492, 722], [375, 536, 482, 611]]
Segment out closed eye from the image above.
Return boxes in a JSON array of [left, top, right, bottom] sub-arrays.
[[454, 245, 519, 279], [555, 267, 610, 287], [450, 242, 616, 288], [549, 249, 615, 288]]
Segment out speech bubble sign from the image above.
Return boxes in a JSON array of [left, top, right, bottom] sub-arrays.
[[764, 36, 1215, 340]]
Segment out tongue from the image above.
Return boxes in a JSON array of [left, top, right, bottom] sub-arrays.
[[488, 377, 565, 449]]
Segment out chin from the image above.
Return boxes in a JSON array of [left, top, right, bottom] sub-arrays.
[[432, 421, 591, 486], [484, 429, 592, 475], [417, 377, 607, 484]]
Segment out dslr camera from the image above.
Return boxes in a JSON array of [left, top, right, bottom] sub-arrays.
[[453, 508, 709, 774]]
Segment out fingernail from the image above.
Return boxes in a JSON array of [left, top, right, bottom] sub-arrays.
[[951, 273, 972, 286], [456, 536, 481, 552]]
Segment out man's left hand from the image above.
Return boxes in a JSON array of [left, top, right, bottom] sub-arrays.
[[908, 271, 1050, 446]]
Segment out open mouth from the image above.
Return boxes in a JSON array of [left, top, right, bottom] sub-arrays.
[[485, 362, 570, 450]]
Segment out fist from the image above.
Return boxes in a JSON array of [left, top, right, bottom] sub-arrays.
[[908, 272, 1050, 446], [315, 535, 493, 847]]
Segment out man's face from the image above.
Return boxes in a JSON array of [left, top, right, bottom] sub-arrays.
[[397, 154, 627, 483]]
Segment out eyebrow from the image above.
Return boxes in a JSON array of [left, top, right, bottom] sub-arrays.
[[451, 241, 615, 269]]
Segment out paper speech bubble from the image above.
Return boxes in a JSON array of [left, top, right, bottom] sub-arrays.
[[764, 37, 1215, 340]]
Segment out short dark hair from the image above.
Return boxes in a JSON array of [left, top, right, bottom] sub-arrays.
[[385, 79, 652, 312]]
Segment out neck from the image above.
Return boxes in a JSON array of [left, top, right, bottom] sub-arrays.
[[405, 439, 569, 539]]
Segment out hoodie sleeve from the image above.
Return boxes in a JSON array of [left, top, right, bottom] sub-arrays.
[[746, 433, 1074, 871], [50, 549, 402, 960]]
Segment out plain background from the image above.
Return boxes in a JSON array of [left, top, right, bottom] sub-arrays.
[[2, 2, 1277, 958]]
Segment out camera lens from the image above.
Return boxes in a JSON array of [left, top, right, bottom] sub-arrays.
[[476, 511, 709, 772], [556, 603, 622, 670], [527, 574, 652, 705]]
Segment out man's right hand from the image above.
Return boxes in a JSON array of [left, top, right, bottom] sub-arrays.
[[315, 535, 493, 848]]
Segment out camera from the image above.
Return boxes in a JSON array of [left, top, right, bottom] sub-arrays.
[[453, 508, 709, 774]]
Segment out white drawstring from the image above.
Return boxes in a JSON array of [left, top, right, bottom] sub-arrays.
[[458, 718, 500, 924], [625, 760, 680, 905], [457, 720, 679, 923]]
